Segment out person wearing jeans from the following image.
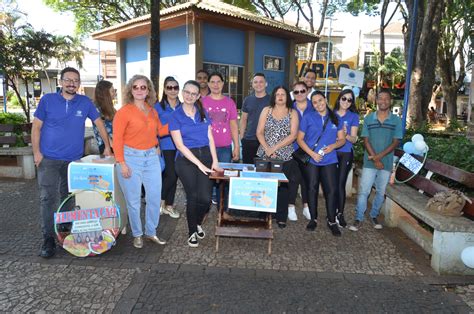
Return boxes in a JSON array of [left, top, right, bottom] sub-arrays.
[[170, 80, 221, 248], [113, 74, 169, 248], [349, 90, 402, 231], [32, 67, 112, 258]]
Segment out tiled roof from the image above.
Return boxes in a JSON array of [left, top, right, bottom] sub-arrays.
[[92, 0, 318, 40]]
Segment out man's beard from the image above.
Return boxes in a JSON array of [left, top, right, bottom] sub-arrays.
[[63, 88, 77, 96]]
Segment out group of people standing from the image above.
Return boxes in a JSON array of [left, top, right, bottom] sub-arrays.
[[34, 66, 402, 257]]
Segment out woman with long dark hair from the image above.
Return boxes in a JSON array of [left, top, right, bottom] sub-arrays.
[[297, 91, 345, 236], [93, 80, 116, 154], [334, 89, 359, 228], [154, 76, 181, 219], [113, 75, 168, 249], [256, 86, 299, 228], [288, 81, 313, 222], [169, 80, 221, 247]]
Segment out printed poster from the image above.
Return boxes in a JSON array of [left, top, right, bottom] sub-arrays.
[[68, 162, 114, 192], [228, 177, 278, 213]]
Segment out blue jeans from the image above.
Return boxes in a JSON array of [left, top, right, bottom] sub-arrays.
[[355, 167, 391, 221], [116, 146, 162, 237]]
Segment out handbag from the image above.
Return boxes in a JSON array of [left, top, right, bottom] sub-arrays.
[[292, 117, 329, 165]]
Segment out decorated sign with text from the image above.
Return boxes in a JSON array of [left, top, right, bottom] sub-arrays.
[[228, 177, 278, 213], [68, 163, 114, 192], [54, 191, 121, 258]]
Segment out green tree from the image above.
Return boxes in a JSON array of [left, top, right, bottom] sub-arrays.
[[0, 10, 83, 122], [44, 0, 257, 37], [437, 0, 472, 123]]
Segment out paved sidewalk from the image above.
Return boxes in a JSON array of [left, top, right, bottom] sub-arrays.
[[1, 178, 473, 312]]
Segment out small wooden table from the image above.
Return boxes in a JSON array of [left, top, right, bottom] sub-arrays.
[[210, 170, 288, 255]]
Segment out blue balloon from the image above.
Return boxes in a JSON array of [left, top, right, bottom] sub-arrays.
[[403, 141, 416, 154], [352, 87, 360, 97]]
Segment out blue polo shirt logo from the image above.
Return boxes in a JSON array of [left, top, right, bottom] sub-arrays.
[[75, 110, 83, 117]]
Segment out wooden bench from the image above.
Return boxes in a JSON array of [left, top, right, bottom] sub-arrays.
[[0, 124, 35, 179], [380, 149, 474, 275]]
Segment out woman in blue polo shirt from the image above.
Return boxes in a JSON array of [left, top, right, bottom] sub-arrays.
[[297, 91, 345, 236], [155, 76, 182, 219], [334, 89, 359, 228], [288, 81, 313, 222], [169, 80, 220, 248]]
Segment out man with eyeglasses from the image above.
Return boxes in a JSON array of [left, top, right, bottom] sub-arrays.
[[240, 73, 270, 164], [32, 67, 112, 258]]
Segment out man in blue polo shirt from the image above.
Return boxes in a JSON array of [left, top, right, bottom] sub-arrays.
[[32, 67, 112, 258], [349, 89, 402, 231]]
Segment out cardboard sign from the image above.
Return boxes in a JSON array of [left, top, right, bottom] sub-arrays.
[[228, 177, 278, 213], [338, 68, 364, 88], [399, 153, 423, 175]]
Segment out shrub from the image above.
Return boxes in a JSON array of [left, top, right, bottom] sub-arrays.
[[0, 112, 27, 124]]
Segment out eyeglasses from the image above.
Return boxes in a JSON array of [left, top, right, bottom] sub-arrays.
[[166, 85, 179, 91], [183, 90, 199, 98], [293, 89, 307, 95], [62, 78, 80, 84], [132, 85, 147, 91], [341, 96, 353, 103]]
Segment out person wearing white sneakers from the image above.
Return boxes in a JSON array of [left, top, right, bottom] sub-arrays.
[[155, 76, 181, 219], [334, 89, 360, 228], [288, 81, 313, 222], [349, 90, 402, 232], [169, 80, 222, 247]]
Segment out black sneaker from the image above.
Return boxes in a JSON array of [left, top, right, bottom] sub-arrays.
[[371, 217, 383, 229], [306, 219, 317, 231], [327, 221, 341, 237], [39, 237, 56, 258], [336, 213, 347, 228], [187, 233, 198, 248]]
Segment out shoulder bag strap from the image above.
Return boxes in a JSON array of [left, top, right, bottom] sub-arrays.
[[310, 116, 330, 151]]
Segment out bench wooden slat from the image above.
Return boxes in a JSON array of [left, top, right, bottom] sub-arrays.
[[0, 136, 17, 145], [215, 226, 273, 239], [0, 124, 15, 132], [397, 167, 450, 196], [23, 135, 31, 144]]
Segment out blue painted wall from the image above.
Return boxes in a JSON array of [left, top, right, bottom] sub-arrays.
[[254, 33, 288, 93], [161, 26, 189, 57], [203, 23, 245, 65], [124, 35, 148, 63]]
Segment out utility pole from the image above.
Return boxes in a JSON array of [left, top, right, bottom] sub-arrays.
[[150, 0, 160, 92]]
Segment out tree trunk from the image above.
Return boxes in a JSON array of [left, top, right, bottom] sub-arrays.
[[443, 86, 458, 121], [150, 0, 160, 93], [405, 0, 444, 128]]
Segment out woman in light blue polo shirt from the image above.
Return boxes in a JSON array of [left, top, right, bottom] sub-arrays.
[[169, 80, 220, 248], [155, 76, 182, 219], [334, 89, 359, 228], [297, 91, 346, 236]]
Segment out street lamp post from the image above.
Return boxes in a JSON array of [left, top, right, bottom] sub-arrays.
[[324, 18, 333, 98]]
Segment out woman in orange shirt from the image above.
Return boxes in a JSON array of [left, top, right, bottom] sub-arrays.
[[113, 75, 168, 249]]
